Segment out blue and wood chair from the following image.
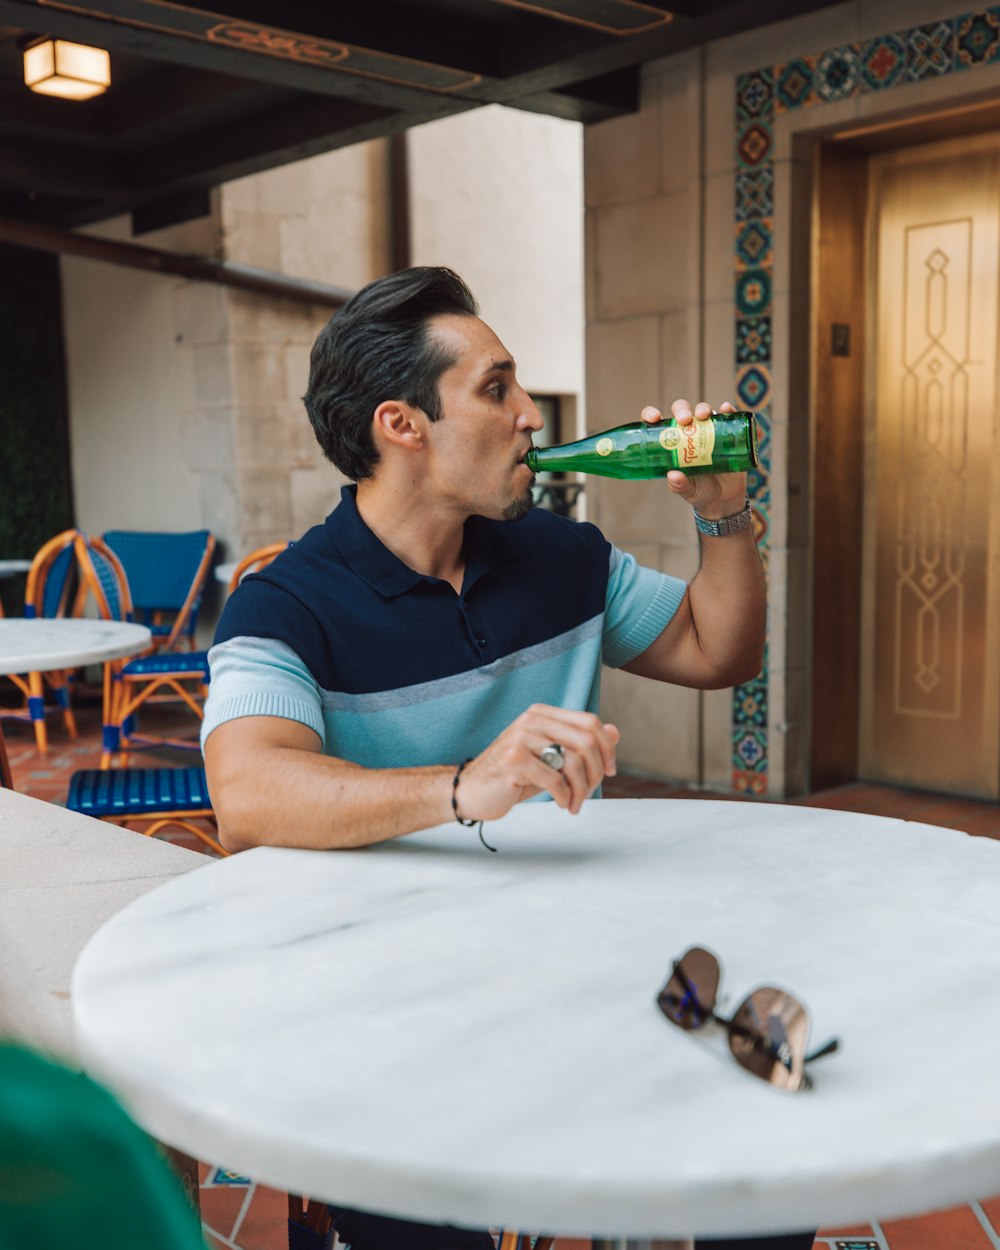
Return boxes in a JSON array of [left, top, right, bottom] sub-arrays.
[[74, 535, 212, 768], [66, 763, 226, 857], [102, 530, 215, 654], [1, 528, 98, 755], [226, 541, 290, 593], [0, 726, 12, 789]]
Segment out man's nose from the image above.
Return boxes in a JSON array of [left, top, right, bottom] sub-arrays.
[[516, 393, 545, 431]]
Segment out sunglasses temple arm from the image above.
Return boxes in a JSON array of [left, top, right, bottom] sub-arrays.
[[805, 1036, 840, 1063]]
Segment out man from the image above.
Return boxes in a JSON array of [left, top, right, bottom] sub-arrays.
[[203, 267, 804, 1250], [204, 266, 764, 850]]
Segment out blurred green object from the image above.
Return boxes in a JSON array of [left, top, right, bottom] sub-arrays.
[[0, 1041, 206, 1250]]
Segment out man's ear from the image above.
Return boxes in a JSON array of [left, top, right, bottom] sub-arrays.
[[373, 400, 426, 451]]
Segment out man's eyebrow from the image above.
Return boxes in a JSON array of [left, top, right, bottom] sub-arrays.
[[483, 359, 514, 375]]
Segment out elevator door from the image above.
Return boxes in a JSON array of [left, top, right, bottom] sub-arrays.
[[860, 137, 1000, 799]]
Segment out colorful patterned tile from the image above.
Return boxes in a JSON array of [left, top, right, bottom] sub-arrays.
[[746, 464, 768, 502], [816, 44, 862, 100], [774, 56, 816, 111], [206, 1167, 253, 1186], [858, 33, 908, 89], [732, 767, 769, 795], [735, 168, 773, 221], [906, 20, 956, 78], [735, 218, 772, 268], [734, 726, 768, 770], [734, 681, 767, 726], [750, 498, 770, 548], [955, 9, 1000, 67], [736, 316, 771, 364], [735, 267, 772, 317], [736, 118, 773, 168], [736, 362, 771, 409], [735, 67, 774, 120]]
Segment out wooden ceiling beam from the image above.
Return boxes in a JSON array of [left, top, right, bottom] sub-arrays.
[[0, 137, 128, 196], [0, 0, 474, 111]]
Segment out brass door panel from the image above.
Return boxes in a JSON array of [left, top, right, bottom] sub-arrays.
[[860, 139, 1000, 798]]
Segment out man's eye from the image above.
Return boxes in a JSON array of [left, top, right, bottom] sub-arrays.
[[487, 383, 507, 401]]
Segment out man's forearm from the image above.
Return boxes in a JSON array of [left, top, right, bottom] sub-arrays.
[[686, 523, 766, 685], [206, 735, 456, 852]]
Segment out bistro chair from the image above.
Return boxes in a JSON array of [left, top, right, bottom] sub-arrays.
[[0, 528, 103, 755], [65, 763, 226, 857], [102, 530, 215, 653], [0, 729, 12, 789], [227, 541, 289, 594], [73, 536, 210, 768]]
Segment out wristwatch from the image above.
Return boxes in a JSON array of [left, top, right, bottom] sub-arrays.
[[693, 497, 753, 538]]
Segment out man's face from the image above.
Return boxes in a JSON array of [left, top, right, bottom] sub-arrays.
[[424, 314, 544, 521]]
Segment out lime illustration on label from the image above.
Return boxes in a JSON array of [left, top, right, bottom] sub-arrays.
[[661, 420, 715, 467], [658, 427, 682, 452], [596, 437, 614, 456]]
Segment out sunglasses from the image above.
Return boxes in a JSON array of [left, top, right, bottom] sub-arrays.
[[656, 945, 839, 1092]]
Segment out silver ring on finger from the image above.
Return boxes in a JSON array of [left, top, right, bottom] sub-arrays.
[[539, 743, 565, 771]]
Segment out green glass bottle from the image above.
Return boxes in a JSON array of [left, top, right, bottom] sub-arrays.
[[525, 411, 759, 480]]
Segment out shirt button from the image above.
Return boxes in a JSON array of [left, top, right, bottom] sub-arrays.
[[476, 638, 486, 648]]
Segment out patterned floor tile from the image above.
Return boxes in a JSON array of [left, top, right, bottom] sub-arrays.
[[880, 1203, 995, 1248]]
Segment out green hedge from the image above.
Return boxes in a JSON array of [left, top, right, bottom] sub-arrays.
[[0, 243, 74, 608]]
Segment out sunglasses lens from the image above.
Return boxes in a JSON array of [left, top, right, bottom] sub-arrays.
[[657, 946, 721, 1030], [728, 987, 810, 1091]]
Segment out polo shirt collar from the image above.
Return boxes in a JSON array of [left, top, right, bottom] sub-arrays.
[[326, 485, 516, 599]]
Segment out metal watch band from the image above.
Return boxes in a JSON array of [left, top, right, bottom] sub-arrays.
[[693, 497, 752, 538]]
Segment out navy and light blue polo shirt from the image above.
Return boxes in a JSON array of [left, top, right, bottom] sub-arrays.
[[202, 486, 687, 768]]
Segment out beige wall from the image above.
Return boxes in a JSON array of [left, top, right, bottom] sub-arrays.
[[409, 104, 584, 402], [62, 212, 222, 536], [584, 0, 1000, 795]]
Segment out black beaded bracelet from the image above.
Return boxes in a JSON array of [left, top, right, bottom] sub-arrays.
[[452, 758, 497, 853]]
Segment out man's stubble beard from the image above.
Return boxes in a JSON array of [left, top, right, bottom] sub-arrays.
[[502, 487, 535, 522]]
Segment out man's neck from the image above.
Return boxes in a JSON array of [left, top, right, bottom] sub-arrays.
[[355, 478, 467, 593]]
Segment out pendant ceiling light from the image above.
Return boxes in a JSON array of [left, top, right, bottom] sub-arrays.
[[24, 38, 111, 100]]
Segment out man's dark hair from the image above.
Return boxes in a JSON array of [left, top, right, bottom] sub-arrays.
[[303, 266, 479, 481]]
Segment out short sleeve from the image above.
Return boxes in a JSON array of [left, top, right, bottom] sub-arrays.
[[201, 636, 326, 748], [601, 545, 687, 668]]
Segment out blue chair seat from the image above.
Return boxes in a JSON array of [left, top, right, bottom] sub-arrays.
[[121, 650, 210, 678], [67, 766, 211, 817]]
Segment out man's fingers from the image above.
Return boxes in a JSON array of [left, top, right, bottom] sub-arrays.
[[522, 710, 618, 776], [669, 398, 738, 424]]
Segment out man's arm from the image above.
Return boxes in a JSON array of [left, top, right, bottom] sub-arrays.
[[621, 399, 766, 689], [205, 704, 619, 852]]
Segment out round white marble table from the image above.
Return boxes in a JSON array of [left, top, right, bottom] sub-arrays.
[[72, 799, 1000, 1239], [214, 560, 237, 586], [0, 559, 31, 578], [0, 619, 152, 788], [0, 618, 153, 677]]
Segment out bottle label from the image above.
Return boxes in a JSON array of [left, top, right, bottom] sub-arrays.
[[596, 437, 614, 457], [660, 420, 715, 467]]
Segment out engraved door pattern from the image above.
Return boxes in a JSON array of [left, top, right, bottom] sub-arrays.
[[861, 143, 1000, 798]]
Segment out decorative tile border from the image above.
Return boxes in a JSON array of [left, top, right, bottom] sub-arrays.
[[730, 4, 1000, 794]]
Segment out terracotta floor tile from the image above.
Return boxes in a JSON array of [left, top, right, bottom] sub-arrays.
[[976, 1196, 1000, 1233], [201, 1183, 253, 1242], [236, 1183, 293, 1250], [817, 1225, 874, 1238], [880, 1205, 994, 1249]]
